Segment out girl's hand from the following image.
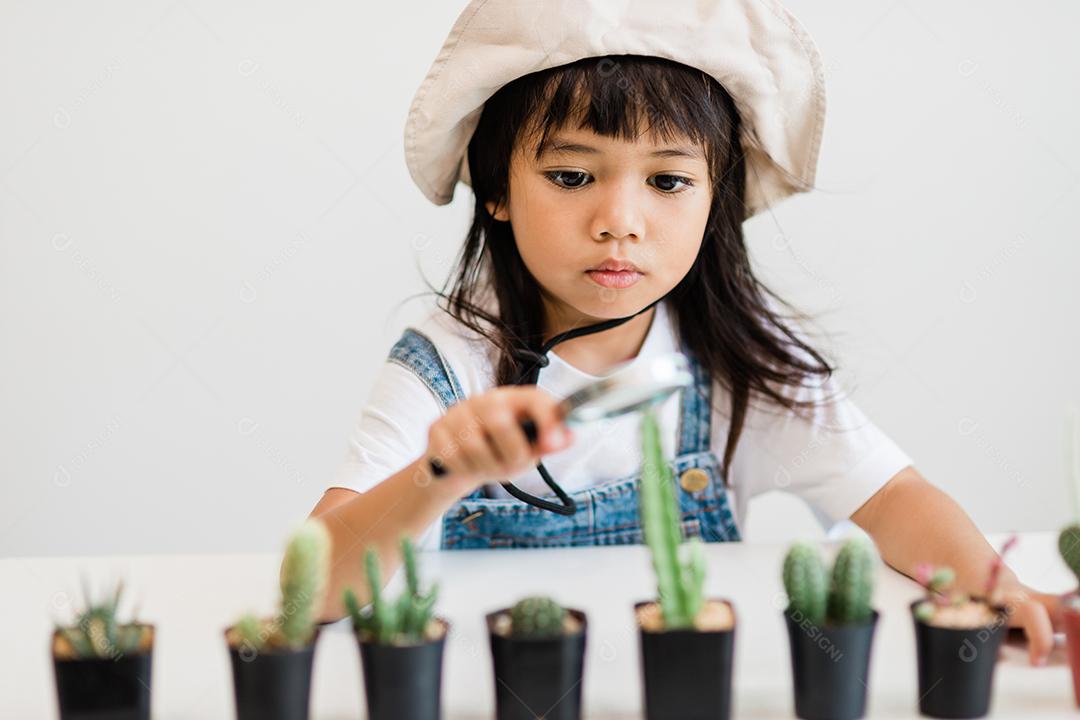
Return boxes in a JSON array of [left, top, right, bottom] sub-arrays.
[[993, 582, 1062, 666], [425, 386, 572, 490]]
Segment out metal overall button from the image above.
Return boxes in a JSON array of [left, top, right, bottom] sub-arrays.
[[679, 467, 710, 493]]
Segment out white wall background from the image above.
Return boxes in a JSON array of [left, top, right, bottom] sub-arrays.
[[1, 1, 1076, 557]]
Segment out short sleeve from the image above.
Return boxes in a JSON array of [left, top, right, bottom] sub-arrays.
[[730, 373, 914, 529], [329, 361, 442, 496]]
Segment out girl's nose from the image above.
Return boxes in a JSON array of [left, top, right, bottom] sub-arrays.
[[589, 178, 645, 243]]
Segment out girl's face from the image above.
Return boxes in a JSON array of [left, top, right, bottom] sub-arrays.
[[486, 126, 712, 331]]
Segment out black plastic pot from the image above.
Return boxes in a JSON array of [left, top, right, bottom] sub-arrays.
[[910, 600, 1007, 718], [357, 618, 448, 720], [225, 626, 319, 720], [784, 608, 878, 720], [487, 608, 587, 720], [52, 625, 154, 720], [636, 600, 735, 720]]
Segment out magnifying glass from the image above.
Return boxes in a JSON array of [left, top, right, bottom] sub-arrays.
[[428, 351, 694, 477]]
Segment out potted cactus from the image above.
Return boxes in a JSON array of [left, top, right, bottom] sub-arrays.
[[635, 409, 735, 720], [486, 596, 587, 720], [782, 538, 879, 720], [910, 535, 1016, 719], [1059, 525, 1080, 705], [51, 578, 154, 720], [224, 519, 331, 720], [344, 536, 446, 720], [1059, 407, 1080, 705]]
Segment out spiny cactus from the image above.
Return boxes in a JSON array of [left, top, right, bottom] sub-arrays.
[[230, 518, 332, 652], [277, 519, 331, 648], [1060, 525, 1080, 587], [640, 409, 705, 629], [828, 539, 875, 624], [344, 536, 440, 645], [54, 579, 147, 660], [913, 534, 1018, 621], [783, 538, 877, 625], [783, 542, 827, 624], [510, 596, 566, 638]]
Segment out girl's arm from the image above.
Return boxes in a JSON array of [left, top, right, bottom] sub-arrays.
[[851, 465, 1061, 666], [307, 457, 474, 622]]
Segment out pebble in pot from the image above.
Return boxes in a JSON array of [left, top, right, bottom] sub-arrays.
[[910, 535, 1016, 719], [635, 409, 736, 720], [487, 596, 587, 720], [51, 579, 154, 720], [782, 538, 880, 720], [344, 536, 447, 720], [224, 519, 331, 720]]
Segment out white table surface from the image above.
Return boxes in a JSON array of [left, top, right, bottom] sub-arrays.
[[2, 531, 1076, 719]]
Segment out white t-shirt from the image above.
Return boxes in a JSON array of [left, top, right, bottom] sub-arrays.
[[329, 300, 913, 550]]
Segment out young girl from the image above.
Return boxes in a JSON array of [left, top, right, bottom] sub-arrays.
[[308, 0, 1060, 663]]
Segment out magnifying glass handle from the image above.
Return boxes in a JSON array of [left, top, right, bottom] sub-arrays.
[[427, 419, 540, 478]]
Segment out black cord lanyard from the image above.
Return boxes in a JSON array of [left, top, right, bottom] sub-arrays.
[[500, 299, 662, 515]]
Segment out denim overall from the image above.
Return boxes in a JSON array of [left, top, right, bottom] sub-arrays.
[[388, 328, 743, 549]]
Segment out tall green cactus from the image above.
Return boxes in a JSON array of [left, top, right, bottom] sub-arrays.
[[783, 542, 827, 624], [1060, 524, 1080, 586], [827, 539, 875, 623], [344, 536, 440, 645], [640, 409, 705, 629], [230, 519, 332, 652], [510, 596, 567, 638], [783, 538, 877, 625], [277, 519, 331, 648]]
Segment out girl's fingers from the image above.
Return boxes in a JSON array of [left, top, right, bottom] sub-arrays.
[[457, 416, 500, 477], [483, 408, 533, 475], [1003, 589, 1054, 666], [503, 387, 571, 454]]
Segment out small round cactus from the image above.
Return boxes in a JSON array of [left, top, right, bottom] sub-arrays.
[[827, 539, 875, 624], [1060, 524, 1080, 587], [782, 542, 827, 624], [509, 596, 566, 638]]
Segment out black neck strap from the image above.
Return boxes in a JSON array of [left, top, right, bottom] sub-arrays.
[[501, 299, 662, 515]]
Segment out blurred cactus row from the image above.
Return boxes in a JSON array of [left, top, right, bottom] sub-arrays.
[[783, 538, 876, 625]]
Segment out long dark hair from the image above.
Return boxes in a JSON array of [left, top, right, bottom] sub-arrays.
[[433, 55, 835, 483]]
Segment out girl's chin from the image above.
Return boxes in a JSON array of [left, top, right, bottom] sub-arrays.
[[566, 287, 657, 321]]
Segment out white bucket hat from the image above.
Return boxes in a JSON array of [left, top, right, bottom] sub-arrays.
[[404, 0, 826, 219]]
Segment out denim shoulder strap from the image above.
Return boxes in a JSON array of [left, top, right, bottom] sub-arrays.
[[387, 327, 465, 411], [675, 352, 713, 455]]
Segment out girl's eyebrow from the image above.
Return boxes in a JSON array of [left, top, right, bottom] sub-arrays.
[[538, 137, 704, 160]]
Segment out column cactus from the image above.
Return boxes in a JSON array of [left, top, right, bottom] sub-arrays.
[[230, 518, 332, 651], [783, 538, 877, 625], [510, 596, 566, 638], [277, 518, 331, 648], [640, 408, 706, 629], [828, 539, 875, 624], [783, 542, 827, 624]]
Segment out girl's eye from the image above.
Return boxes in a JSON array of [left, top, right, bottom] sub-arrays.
[[544, 171, 695, 194], [649, 174, 694, 193], [545, 170, 591, 189]]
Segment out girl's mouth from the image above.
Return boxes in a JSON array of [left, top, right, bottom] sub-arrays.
[[585, 269, 644, 289]]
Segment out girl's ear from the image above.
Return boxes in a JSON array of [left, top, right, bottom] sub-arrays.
[[485, 198, 510, 222]]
